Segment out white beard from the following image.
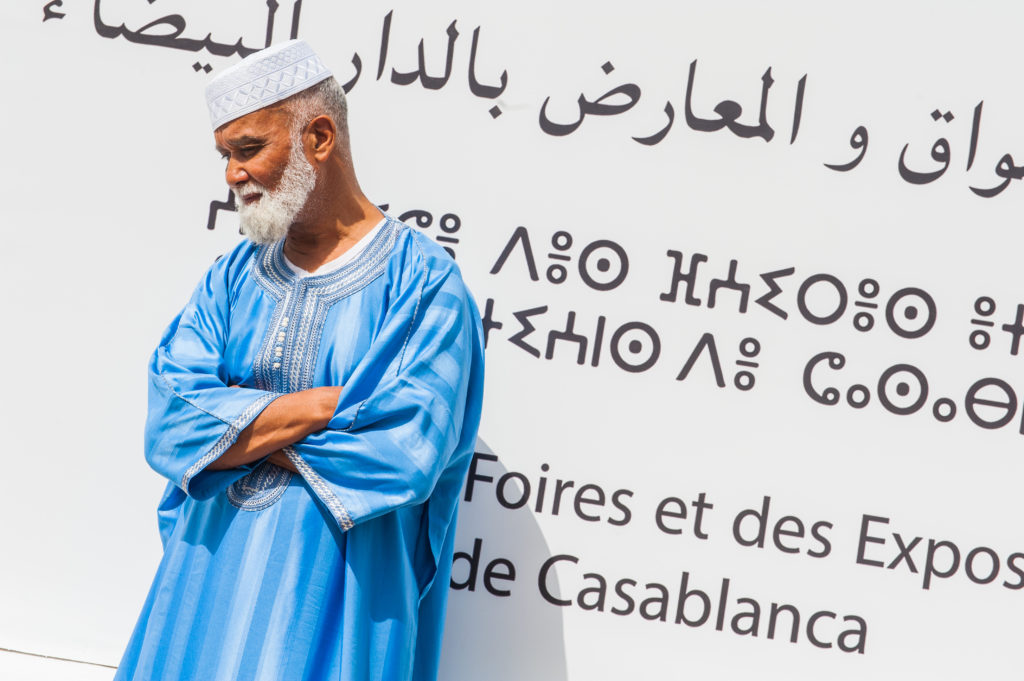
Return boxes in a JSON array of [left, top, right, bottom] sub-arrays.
[[233, 137, 316, 244]]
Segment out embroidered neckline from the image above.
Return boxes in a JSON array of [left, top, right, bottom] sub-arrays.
[[250, 216, 402, 301]]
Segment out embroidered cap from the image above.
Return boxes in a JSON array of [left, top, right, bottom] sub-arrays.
[[205, 39, 333, 130]]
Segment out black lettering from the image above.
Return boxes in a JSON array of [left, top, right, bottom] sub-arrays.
[[732, 496, 770, 548], [964, 377, 1018, 430], [877, 363, 929, 416], [1002, 552, 1024, 590], [496, 471, 531, 509], [610, 322, 661, 373], [508, 306, 548, 358], [887, 533, 921, 573], [715, 578, 730, 631], [483, 559, 516, 597], [551, 479, 575, 516], [922, 539, 961, 590], [608, 489, 633, 526], [807, 521, 833, 558], [450, 538, 482, 590], [538, 554, 576, 606], [856, 515, 888, 567], [708, 259, 750, 313], [655, 497, 688, 535], [807, 611, 836, 649], [611, 578, 637, 616], [490, 226, 539, 279], [534, 464, 549, 513], [677, 332, 725, 386], [885, 287, 937, 339], [639, 583, 670, 621], [480, 298, 503, 347], [590, 316, 607, 367], [578, 239, 629, 291], [965, 546, 1000, 585], [802, 351, 845, 406], [545, 311, 588, 364], [772, 516, 805, 554], [767, 603, 800, 643], [691, 492, 713, 540], [574, 484, 606, 522], [660, 250, 706, 305], [675, 572, 710, 626], [838, 615, 868, 654], [797, 274, 847, 325], [755, 267, 795, 319], [1000, 304, 1024, 356], [731, 598, 761, 636], [577, 573, 607, 611], [464, 452, 496, 502]]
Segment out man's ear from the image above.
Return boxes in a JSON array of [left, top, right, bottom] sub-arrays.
[[307, 115, 336, 162]]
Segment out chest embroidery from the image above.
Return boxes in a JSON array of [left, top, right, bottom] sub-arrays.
[[227, 219, 400, 511]]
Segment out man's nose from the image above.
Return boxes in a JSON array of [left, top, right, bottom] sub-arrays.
[[225, 158, 250, 186]]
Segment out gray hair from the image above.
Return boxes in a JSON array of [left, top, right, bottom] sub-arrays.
[[284, 77, 349, 139]]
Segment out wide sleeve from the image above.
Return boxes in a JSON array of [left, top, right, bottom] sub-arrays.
[[283, 251, 485, 534], [145, 260, 283, 500]]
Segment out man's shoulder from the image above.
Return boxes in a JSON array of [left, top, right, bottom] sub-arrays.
[[196, 238, 262, 293], [175, 240, 262, 311], [212, 238, 261, 275], [386, 218, 463, 281]]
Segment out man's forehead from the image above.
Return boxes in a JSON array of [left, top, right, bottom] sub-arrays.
[[214, 107, 288, 147]]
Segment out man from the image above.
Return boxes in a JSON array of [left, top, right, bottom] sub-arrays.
[[115, 40, 485, 681]]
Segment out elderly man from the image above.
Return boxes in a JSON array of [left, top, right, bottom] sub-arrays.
[[114, 40, 485, 681]]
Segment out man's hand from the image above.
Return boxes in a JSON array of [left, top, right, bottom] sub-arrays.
[[207, 386, 342, 471], [267, 450, 300, 473]]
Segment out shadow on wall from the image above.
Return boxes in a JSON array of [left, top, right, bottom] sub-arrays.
[[438, 438, 569, 681]]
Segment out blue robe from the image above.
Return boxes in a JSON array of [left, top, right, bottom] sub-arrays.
[[115, 217, 485, 681]]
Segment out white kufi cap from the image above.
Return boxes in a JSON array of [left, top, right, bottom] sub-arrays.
[[205, 39, 332, 129]]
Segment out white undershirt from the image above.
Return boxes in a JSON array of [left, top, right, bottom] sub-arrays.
[[282, 218, 387, 278]]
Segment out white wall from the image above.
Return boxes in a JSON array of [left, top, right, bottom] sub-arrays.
[[2, 2, 1022, 678]]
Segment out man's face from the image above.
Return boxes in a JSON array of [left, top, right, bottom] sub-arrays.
[[214, 107, 316, 244]]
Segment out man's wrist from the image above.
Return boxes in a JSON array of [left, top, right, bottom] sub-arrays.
[[309, 386, 341, 429]]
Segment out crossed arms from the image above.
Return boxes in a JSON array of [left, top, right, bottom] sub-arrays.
[[146, 239, 482, 535], [205, 386, 342, 474]]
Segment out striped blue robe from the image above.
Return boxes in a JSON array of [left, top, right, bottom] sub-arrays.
[[115, 217, 485, 681]]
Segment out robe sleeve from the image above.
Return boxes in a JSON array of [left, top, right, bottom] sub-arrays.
[[145, 258, 283, 500], [282, 248, 484, 534]]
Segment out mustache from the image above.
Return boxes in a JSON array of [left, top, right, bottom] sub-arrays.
[[233, 182, 266, 201]]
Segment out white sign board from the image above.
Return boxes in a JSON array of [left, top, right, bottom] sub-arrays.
[[1, 2, 1021, 679]]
